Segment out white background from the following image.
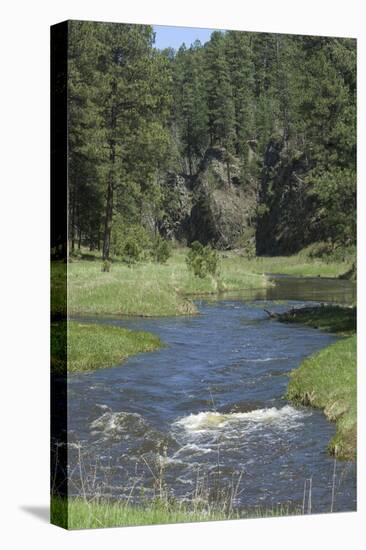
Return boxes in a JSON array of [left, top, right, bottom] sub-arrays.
[[1, 0, 365, 548]]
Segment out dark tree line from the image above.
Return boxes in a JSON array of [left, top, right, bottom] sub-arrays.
[[67, 21, 356, 258], [68, 21, 172, 260]]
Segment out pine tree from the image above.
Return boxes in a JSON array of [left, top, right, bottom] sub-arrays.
[[67, 23, 356, 255], [173, 42, 208, 175], [68, 21, 105, 252], [68, 22, 172, 259], [293, 36, 356, 243], [204, 32, 236, 184], [225, 31, 255, 155]]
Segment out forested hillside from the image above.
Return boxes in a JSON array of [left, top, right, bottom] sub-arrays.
[[66, 21, 356, 259]]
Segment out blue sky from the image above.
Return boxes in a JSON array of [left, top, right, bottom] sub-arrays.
[[153, 25, 219, 50]]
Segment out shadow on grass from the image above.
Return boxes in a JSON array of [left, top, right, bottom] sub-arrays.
[[278, 305, 356, 334]]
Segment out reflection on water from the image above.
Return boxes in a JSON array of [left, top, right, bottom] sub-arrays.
[[196, 273, 356, 306], [67, 276, 356, 513], [266, 274, 356, 304]]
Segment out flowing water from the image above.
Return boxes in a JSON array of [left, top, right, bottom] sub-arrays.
[[67, 276, 356, 513]]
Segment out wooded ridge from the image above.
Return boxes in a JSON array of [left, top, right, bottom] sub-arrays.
[[64, 21, 356, 260]]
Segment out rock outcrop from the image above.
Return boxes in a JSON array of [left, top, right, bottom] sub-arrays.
[[159, 172, 192, 242], [161, 147, 258, 249]]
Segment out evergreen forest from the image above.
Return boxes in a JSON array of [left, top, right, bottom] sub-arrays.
[[66, 21, 356, 261]]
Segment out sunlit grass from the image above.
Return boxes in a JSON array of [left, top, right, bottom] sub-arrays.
[[286, 335, 356, 460], [51, 321, 162, 374], [62, 248, 351, 317], [66, 250, 267, 317], [239, 254, 350, 278], [51, 496, 302, 530]]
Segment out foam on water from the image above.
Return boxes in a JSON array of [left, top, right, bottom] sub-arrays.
[[173, 443, 214, 456], [90, 411, 148, 439], [175, 405, 307, 433], [242, 357, 282, 363]]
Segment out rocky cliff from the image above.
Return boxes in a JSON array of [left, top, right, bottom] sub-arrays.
[[159, 142, 322, 255], [160, 147, 258, 249]]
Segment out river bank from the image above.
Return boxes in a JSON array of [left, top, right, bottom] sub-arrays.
[[51, 496, 301, 529], [51, 321, 162, 374], [58, 249, 353, 318], [280, 305, 356, 460], [278, 305, 356, 334]]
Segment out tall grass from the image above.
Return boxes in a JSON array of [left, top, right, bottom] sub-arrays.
[[51, 496, 306, 530], [64, 249, 351, 318]]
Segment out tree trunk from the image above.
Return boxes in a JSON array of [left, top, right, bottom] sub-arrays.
[[102, 176, 114, 260], [226, 158, 231, 187], [71, 189, 76, 252], [187, 120, 193, 176], [102, 95, 117, 261], [188, 152, 193, 177], [76, 202, 81, 249]]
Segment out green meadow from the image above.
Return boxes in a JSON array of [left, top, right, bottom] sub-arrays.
[[59, 249, 352, 318]]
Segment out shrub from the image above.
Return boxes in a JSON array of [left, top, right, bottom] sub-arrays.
[[123, 239, 142, 265], [151, 235, 171, 263], [186, 241, 219, 279], [329, 244, 356, 264], [300, 241, 334, 259], [256, 203, 269, 218], [235, 227, 256, 259], [111, 218, 152, 265], [300, 242, 356, 264], [101, 260, 111, 272]]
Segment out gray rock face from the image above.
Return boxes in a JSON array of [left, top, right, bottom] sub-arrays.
[[159, 172, 192, 242], [190, 181, 256, 249], [161, 147, 258, 249]]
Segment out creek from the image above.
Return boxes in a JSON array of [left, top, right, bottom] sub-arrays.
[[67, 275, 356, 513]]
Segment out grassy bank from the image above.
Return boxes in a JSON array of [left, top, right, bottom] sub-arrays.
[[242, 254, 350, 278], [66, 250, 267, 317], [63, 249, 351, 317], [51, 497, 301, 529], [278, 305, 356, 334], [286, 336, 356, 460], [282, 305, 356, 460], [51, 321, 162, 374]]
